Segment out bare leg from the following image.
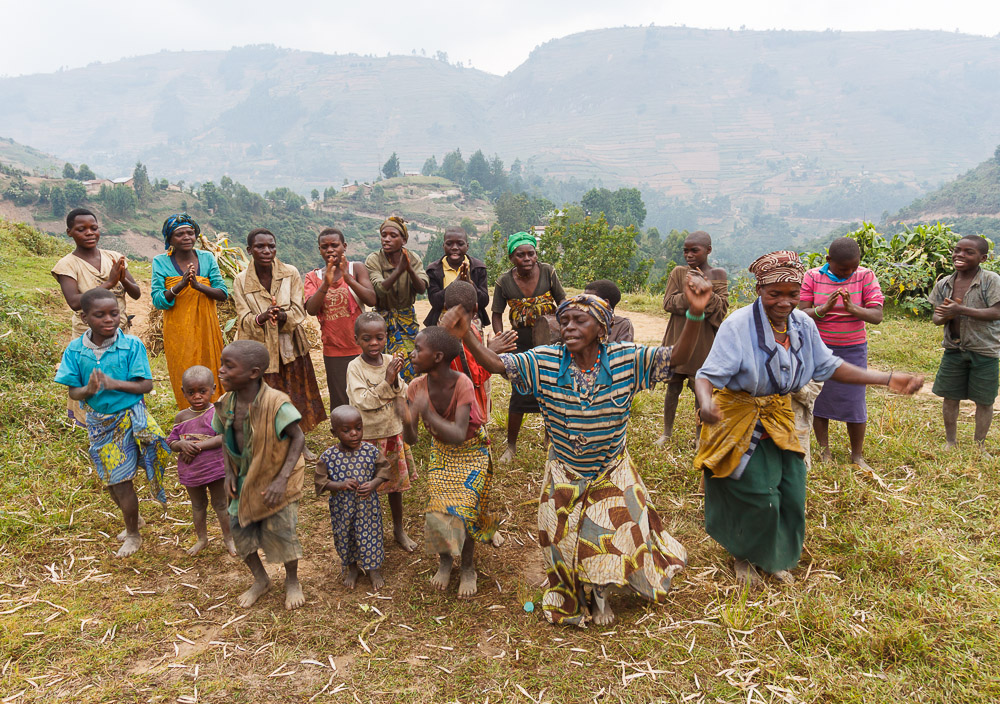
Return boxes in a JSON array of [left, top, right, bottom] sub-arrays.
[[431, 553, 453, 591], [341, 562, 360, 589], [186, 485, 210, 556], [236, 552, 272, 607], [656, 381, 683, 446], [109, 481, 142, 558], [974, 402, 993, 453], [388, 492, 417, 552], [846, 421, 871, 469], [943, 399, 960, 449], [206, 479, 237, 556], [813, 417, 832, 462], [116, 516, 146, 541], [458, 536, 477, 598], [284, 560, 304, 610], [591, 585, 615, 626], [501, 412, 524, 464]]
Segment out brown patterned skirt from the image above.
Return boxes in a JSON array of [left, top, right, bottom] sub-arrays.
[[263, 353, 328, 433]]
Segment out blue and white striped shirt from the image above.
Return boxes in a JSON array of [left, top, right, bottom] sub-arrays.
[[501, 343, 673, 477]]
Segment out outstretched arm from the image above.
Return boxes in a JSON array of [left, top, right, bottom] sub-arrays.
[[830, 363, 923, 393], [440, 307, 508, 375]]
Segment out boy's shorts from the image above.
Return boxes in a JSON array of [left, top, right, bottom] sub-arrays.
[[230, 501, 303, 564], [931, 349, 1000, 405]]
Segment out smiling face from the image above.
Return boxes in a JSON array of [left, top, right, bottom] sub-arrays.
[[248, 232, 277, 267], [510, 244, 537, 274], [558, 308, 602, 354], [409, 332, 440, 374], [82, 297, 121, 340], [444, 231, 469, 267], [355, 320, 388, 363], [758, 282, 801, 324], [217, 349, 260, 392], [68, 214, 101, 250], [182, 379, 216, 412], [333, 413, 365, 451], [169, 225, 198, 252], [318, 233, 346, 264], [953, 238, 988, 272], [380, 226, 405, 255]]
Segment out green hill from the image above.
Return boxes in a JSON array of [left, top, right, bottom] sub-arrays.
[[0, 137, 62, 176]]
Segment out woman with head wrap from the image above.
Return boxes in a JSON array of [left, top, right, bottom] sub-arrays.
[[439, 272, 713, 627], [151, 214, 229, 409], [364, 216, 428, 382], [693, 251, 923, 586], [490, 232, 566, 464]]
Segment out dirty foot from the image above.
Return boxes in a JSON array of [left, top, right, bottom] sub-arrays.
[[394, 527, 418, 552], [223, 536, 238, 557], [654, 433, 671, 448], [342, 563, 360, 589], [236, 577, 271, 608], [302, 446, 318, 463], [942, 441, 958, 452], [771, 569, 795, 585], [499, 444, 516, 465], [850, 456, 873, 472], [186, 537, 209, 556], [431, 556, 453, 591], [591, 589, 615, 626], [368, 568, 385, 591], [975, 443, 993, 460], [490, 532, 505, 548], [116, 533, 142, 558], [734, 559, 763, 586], [117, 517, 146, 541], [284, 578, 305, 610], [458, 568, 478, 598], [819, 448, 833, 464]]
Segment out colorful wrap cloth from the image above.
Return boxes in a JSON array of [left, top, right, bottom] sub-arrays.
[[378, 305, 419, 382], [507, 292, 556, 329], [161, 213, 200, 249], [507, 231, 536, 255], [320, 443, 386, 571], [538, 450, 687, 627], [162, 275, 225, 409], [748, 250, 804, 286], [556, 294, 614, 342], [373, 433, 416, 494], [694, 388, 802, 480], [86, 399, 170, 504], [424, 427, 497, 556]]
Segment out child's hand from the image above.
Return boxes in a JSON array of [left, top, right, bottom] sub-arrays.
[[936, 297, 964, 319], [489, 330, 518, 354], [385, 355, 403, 383], [82, 368, 104, 398], [458, 261, 470, 282], [342, 478, 360, 493], [109, 257, 127, 285], [261, 475, 289, 508], [409, 390, 430, 419], [357, 478, 383, 499], [225, 474, 238, 499], [173, 439, 201, 461]]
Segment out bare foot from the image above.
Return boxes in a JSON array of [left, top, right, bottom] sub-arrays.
[[850, 456, 873, 472], [117, 517, 146, 541], [342, 563, 360, 589], [116, 533, 142, 558], [223, 536, 238, 557], [236, 577, 271, 608], [499, 444, 516, 465], [284, 578, 305, 610], [654, 433, 671, 447], [819, 448, 833, 464], [186, 537, 208, 557], [458, 568, 478, 598], [302, 446, 318, 463], [734, 559, 762, 586], [975, 443, 993, 460], [394, 527, 418, 553], [368, 568, 384, 591], [942, 441, 958, 452], [591, 589, 615, 626], [430, 556, 453, 591], [490, 532, 505, 548], [771, 569, 795, 585]]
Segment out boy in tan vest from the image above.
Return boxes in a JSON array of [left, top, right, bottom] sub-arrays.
[[214, 340, 307, 610]]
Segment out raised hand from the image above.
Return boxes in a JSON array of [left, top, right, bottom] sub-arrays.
[[439, 306, 472, 340], [489, 329, 518, 354], [385, 354, 404, 384], [109, 257, 127, 285], [684, 270, 713, 315], [935, 297, 964, 319], [458, 261, 470, 282], [322, 257, 341, 287]]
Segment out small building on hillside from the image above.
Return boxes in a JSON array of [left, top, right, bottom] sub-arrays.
[[83, 179, 112, 195], [166, 183, 182, 192], [111, 176, 134, 188], [402, 171, 421, 177], [339, 183, 359, 194]]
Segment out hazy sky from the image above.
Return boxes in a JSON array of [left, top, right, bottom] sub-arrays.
[[5, 0, 1000, 77]]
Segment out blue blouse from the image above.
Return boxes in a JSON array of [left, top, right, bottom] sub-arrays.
[[151, 249, 228, 310]]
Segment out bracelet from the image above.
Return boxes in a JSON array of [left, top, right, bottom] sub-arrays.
[[814, 307, 826, 319], [685, 310, 706, 321]]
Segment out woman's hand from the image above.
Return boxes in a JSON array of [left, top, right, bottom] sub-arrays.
[[109, 257, 127, 286], [887, 372, 924, 395], [489, 330, 518, 354], [698, 401, 722, 425], [440, 306, 472, 340], [684, 270, 713, 316], [322, 257, 342, 288]]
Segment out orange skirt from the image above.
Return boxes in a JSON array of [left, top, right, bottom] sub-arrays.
[[162, 275, 225, 409]]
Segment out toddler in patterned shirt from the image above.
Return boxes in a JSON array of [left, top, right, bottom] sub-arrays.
[[315, 405, 392, 590]]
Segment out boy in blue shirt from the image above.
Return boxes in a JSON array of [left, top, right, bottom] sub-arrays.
[[54, 288, 171, 558]]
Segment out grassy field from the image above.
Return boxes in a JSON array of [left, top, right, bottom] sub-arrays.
[[1, 221, 999, 703]]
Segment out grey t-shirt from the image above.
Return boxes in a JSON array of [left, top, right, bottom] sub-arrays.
[[928, 269, 1000, 357]]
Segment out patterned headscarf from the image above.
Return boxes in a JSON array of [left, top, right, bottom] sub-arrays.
[[161, 213, 200, 250], [507, 231, 536, 256], [380, 216, 409, 243], [748, 250, 804, 286], [557, 294, 614, 342]]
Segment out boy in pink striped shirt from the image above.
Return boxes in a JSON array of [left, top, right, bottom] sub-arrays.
[[799, 237, 885, 469]]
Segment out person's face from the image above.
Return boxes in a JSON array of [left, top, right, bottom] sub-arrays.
[[953, 239, 987, 271], [68, 215, 100, 249], [249, 233, 277, 266], [558, 308, 601, 354], [170, 225, 197, 252], [683, 241, 710, 269], [218, 350, 259, 392], [758, 282, 801, 323], [319, 234, 346, 263], [380, 226, 405, 254], [410, 333, 438, 374], [82, 298, 120, 339], [355, 322, 387, 360], [826, 255, 860, 280], [334, 415, 364, 451], [510, 244, 537, 272], [182, 380, 215, 410], [444, 233, 469, 265]]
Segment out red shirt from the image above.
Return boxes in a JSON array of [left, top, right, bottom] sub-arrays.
[[303, 266, 362, 357]]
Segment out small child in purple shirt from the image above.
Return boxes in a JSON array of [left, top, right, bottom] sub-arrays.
[[166, 365, 236, 556]]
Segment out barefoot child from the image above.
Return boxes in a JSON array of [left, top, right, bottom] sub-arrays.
[[166, 365, 236, 557], [584, 280, 634, 342], [315, 405, 392, 591], [658, 231, 728, 445], [214, 340, 307, 610], [799, 237, 884, 467], [346, 312, 418, 552], [402, 327, 497, 598], [929, 235, 1000, 451], [54, 288, 170, 558]]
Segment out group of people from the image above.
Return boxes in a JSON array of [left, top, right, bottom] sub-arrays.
[[51, 206, 993, 626]]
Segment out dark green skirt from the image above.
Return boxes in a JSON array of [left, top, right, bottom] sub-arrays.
[[703, 438, 806, 574]]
